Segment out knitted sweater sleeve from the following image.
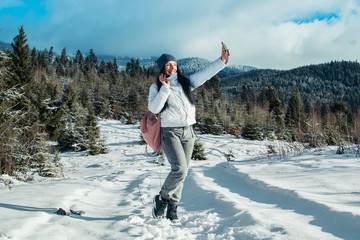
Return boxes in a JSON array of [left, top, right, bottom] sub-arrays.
[[148, 83, 171, 114], [188, 57, 226, 89]]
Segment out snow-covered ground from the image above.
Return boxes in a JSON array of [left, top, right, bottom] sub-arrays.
[[1, 120, 359, 240]]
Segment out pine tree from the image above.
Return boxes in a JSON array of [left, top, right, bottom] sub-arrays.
[[267, 85, 283, 129], [107, 59, 120, 84], [331, 98, 350, 151], [9, 26, 37, 120], [240, 84, 254, 114], [31, 47, 38, 70], [285, 86, 306, 133], [1, 26, 52, 175], [56, 105, 76, 151], [88, 114, 99, 155], [9, 25, 34, 89], [55, 47, 68, 76], [74, 49, 85, 74], [87, 106, 107, 155], [0, 50, 13, 174], [46, 46, 54, 74], [240, 85, 249, 103], [199, 115, 223, 135], [242, 117, 263, 140], [258, 80, 268, 107], [126, 58, 140, 77], [54, 86, 78, 150], [99, 59, 107, 76], [204, 75, 221, 100], [37, 50, 48, 71], [86, 49, 98, 73], [48, 46, 54, 64], [99, 98, 112, 119], [192, 138, 207, 160]]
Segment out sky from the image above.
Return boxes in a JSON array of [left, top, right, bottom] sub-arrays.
[[0, 0, 359, 69]]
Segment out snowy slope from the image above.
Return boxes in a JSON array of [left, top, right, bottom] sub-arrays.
[[0, 120, 359, 240]]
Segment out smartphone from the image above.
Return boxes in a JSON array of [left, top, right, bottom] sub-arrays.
[[221, 42, 229, 62]]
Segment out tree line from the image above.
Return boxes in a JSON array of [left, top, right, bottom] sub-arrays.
[[217, 61, 359, 148], [1, 26, 359, 177]]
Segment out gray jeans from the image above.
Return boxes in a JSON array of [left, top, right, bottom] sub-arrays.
[[160, 126, 195, 206]]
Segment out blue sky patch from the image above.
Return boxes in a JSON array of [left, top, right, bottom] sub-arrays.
[[292, 12, 340, 24]]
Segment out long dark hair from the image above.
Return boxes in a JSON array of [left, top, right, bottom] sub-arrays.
[[156, 67, 195, 112]]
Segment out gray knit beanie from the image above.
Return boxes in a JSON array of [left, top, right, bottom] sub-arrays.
[[156, 54, 177, 70]]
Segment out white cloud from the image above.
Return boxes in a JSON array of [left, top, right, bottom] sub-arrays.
[[203, 0, 360, 69], [1, 0, 360, 69]]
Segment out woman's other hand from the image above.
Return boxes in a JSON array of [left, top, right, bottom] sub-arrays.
[[159, 73, 170, 88]]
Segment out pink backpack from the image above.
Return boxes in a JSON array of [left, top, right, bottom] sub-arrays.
[[140, 110, 161, 156]]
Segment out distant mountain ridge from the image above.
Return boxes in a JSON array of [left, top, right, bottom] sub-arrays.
[[97, 55, 255, 78], [220, 60, 360, 110]]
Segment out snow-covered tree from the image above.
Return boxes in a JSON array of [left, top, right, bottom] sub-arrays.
[[267, 85, 283, 129], [87, 106, 107, 155], [9, 25, 34, 88], [285, 86, 306, 133], [192, 138, 207, 160], [0, 26, 52, 175], [242, 118, 263, 140]]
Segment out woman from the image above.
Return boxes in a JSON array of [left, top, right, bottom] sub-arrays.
[[148, 44, 230, 222]]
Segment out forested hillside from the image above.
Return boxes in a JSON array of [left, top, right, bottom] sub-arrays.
[[221, 61, 360, 110], [218, 62, 359, 148], [1, 27, 359, 179]]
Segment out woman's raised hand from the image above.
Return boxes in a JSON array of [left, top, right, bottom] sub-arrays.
[[159, 73, 170, 88], [221, 42, 230, 65]]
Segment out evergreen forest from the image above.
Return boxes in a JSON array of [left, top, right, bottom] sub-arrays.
[[1, 26, 359, 178]]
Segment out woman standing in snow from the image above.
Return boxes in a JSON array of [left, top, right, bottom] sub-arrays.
[[148, 43, 230, 222]]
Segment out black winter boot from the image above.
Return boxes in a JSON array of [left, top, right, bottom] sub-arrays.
[[152, 195, 168, 218], [166, 204, 179, 222]]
